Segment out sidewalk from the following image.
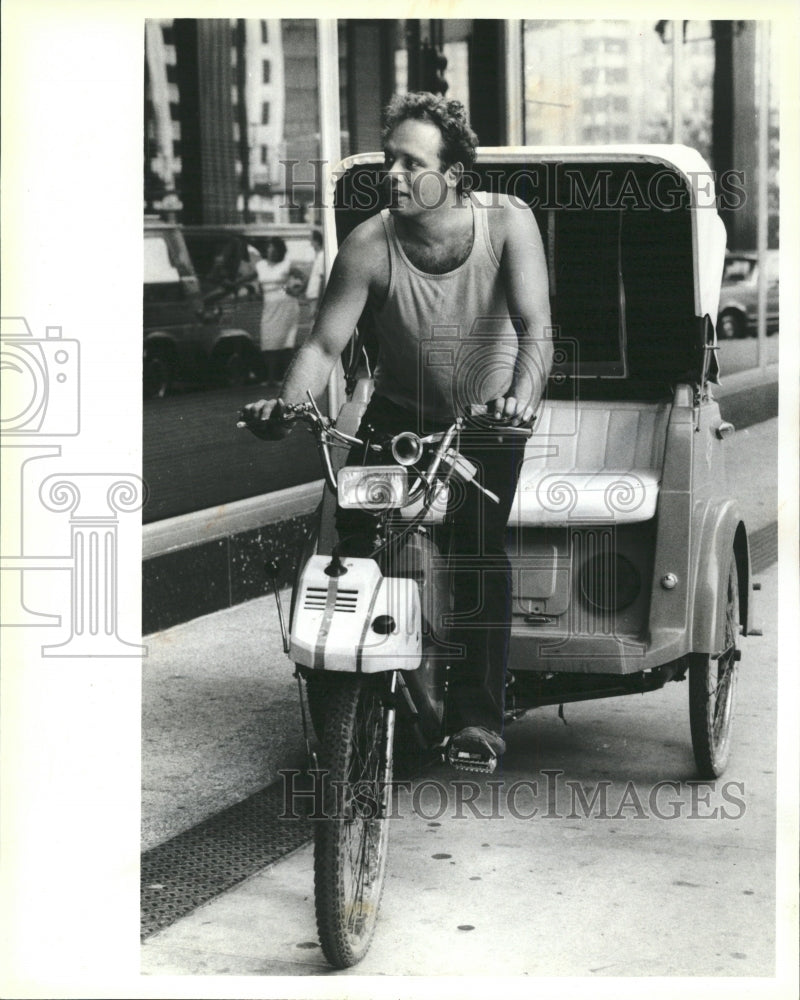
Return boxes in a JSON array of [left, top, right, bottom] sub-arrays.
[[141, 559, 782, 979]]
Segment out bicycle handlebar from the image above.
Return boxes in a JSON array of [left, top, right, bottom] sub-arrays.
[[239, 394, 534, 497]]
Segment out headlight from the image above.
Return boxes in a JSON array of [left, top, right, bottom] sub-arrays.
[[337, 466, 409, 510]]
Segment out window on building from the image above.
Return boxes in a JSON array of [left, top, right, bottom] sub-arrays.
[[144, 17, 327, 524], [583, 95, 611, 113], [522, 17, 779, 380]]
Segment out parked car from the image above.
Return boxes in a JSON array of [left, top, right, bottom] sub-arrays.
[[181, 224, 318, 359], [716, 249, 779, 338], [143, 219, 263, 397]]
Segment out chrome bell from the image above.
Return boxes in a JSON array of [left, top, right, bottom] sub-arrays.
[[390, 431, 424, 466]]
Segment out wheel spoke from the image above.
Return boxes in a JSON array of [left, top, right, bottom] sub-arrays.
[[711, 660, 734, 738], [689, 556, 740, 779]]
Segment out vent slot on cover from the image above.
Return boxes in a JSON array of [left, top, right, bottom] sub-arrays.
[[303, 586, 359, 613]]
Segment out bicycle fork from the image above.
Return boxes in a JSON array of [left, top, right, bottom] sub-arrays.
[[381, 672, 398, 793]]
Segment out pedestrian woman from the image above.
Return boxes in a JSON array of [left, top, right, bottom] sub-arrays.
[[256, 236, 300, 383]]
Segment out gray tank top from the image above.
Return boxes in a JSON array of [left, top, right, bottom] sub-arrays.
[[372, 200, 518, 422]]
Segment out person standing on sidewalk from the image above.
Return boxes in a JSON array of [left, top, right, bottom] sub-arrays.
[[256, 237, 300, 384], [240, 91, 552, 767], [303, 228, 326, 321]]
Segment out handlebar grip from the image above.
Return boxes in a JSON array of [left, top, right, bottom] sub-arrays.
[[237, 407, 293, 440], [491, 426, 533, 440], [463, 414, 534, 438]]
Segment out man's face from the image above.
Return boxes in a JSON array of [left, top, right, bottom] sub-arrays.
[[383, 118, 459, 216]]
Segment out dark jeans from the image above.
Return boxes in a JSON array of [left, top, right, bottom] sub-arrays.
[[335, 394, 525, 734]]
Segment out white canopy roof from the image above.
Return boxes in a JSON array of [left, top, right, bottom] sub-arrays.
[[478, 144, 728, 323]]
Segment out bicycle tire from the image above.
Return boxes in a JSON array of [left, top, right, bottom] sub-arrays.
[[313, 674, 394, 968], [689, 553, 740, 777]]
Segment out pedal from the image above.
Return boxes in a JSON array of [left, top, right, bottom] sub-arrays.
[[445, 742, 498, 774]]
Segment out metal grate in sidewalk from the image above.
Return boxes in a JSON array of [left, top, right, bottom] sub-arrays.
[[141, 774, 313, 940]]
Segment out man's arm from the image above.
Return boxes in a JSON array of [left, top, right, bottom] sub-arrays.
[[496, 197, 553, 425], [280, 230, 373, 402], [239, 223, 377, 433]]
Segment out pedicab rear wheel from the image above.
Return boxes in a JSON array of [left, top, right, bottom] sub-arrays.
[[689, 554, 740, 778], [314, 675, 394, 968]]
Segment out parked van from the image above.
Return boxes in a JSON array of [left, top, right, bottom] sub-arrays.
[[143, 219, 262, 396]]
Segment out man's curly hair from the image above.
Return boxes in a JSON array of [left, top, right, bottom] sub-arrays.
[[382, 91, 479, 177]]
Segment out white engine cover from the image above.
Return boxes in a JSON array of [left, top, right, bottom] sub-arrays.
[[290, 555, 422, 673]]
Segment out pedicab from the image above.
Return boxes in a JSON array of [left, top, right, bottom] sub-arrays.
[[266, 145, 758, 967]]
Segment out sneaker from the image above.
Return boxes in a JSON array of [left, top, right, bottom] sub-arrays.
[[446, 726, 506, 774]]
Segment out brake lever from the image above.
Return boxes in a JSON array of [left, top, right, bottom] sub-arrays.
[[297, 392, 365, 448], [472, 480, 500, 504]]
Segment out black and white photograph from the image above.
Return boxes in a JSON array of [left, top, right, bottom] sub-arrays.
[[1, 4, 798, 998]]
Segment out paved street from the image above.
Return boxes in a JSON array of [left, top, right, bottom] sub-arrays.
[[142, 382, 323, 523]]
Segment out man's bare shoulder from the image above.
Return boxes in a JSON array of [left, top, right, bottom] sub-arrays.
[[339, 215, 386, 267], [335, 213, 389, 280], [473, 190, 539, 260]]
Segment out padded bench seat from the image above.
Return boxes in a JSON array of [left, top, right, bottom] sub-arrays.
[[509, 399, 671, 526], [390, 397, 671, 526]]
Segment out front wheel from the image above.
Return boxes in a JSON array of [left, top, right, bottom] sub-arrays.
[[689, 555, 740, 777], [314, 675, 395, 968]]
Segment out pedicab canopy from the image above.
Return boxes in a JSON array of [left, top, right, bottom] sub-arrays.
[[328, 145, 729, 394]]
